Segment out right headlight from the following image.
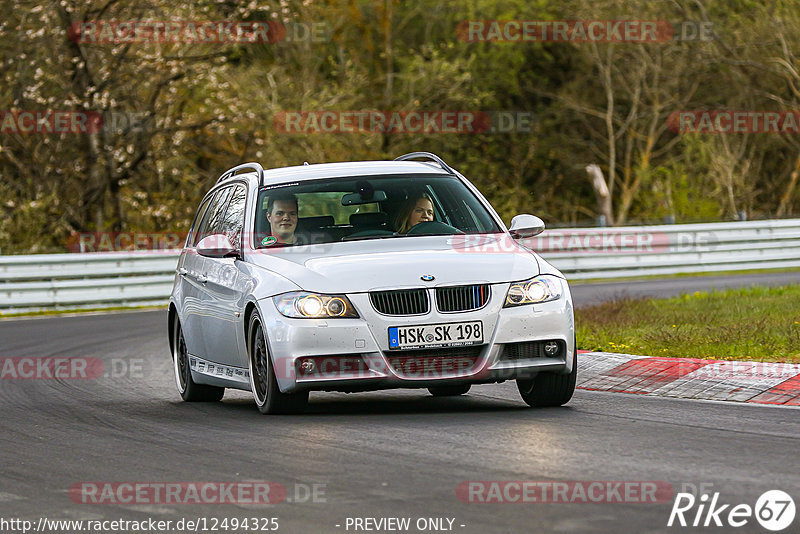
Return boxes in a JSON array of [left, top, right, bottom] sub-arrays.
[[274, 291, 359, 318], [504, 275, 563, 307]]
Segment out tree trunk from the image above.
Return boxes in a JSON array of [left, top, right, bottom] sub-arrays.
[[586, 164, 614, 226], [777, 154, 800, 217]]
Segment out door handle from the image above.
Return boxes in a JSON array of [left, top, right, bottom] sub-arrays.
[[197, 274, 208, 284]]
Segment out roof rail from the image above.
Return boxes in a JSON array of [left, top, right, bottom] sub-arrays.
[[214, 162, 264, 186], [394, 152, 454, 174]]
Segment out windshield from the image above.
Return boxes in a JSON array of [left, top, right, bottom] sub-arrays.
[[253, 174, 501, 248]]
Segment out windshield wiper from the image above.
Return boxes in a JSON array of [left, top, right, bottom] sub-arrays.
[[341, 232, 403, 242], [401, 232, 461, 238]]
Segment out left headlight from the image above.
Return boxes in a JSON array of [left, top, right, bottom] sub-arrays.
[[504, 275, 563, 307], [274, 291, 360, 318]]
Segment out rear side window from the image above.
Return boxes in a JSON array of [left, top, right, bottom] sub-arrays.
[[187, 196, 213, 248], [219, 185, 247, 249], [193, 187, 233, 246]]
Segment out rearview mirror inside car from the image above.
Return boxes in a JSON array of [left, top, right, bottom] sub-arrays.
[[341, 190, 388, 206]]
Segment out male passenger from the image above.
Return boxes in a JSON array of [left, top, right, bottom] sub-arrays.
[[266, 193, 299, 244]]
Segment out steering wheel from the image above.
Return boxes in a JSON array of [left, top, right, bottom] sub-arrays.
[[406, 221, 464, 235]]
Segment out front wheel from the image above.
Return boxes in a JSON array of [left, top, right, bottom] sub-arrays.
[[172, 321, 224, 402], [516, 341, 576, 407], [248, 310, 308, 415]]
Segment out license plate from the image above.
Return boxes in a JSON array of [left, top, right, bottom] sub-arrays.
[[388, 321, 483, 350]]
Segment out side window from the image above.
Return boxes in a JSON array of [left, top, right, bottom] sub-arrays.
[[187, 196, 213, 248], [219, 185, 247, 249], [433, 181, 495, 233], [194, 187, 233, 246]]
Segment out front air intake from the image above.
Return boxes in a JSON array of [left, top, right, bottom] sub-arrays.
[[369, 289, 429, 316], [435, 284, 490, 313]]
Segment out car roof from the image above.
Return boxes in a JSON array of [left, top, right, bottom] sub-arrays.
[[259, 160, 451, 186]]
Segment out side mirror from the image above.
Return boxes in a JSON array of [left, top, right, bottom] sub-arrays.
[[197, 234, 239, 258], [508, 214, 545, 239]]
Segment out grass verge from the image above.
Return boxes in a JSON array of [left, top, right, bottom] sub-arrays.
[[0, 305, 163, 319], [576, 284, 800, 363], [569, 266, 800, 285]]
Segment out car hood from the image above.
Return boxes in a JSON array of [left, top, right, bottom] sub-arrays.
[[247, 234, 542, 294]]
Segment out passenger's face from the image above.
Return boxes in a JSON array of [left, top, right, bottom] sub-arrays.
[[408, 198, 434, 228], [266, 200, 298, 241]]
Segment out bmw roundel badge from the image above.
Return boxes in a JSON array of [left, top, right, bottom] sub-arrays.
[[420, 274, 435, 281]]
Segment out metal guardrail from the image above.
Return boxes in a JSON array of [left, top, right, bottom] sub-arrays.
[[1, 219, 799, 313], [522, 218, 800, 280], [0, 252, 179, 313]]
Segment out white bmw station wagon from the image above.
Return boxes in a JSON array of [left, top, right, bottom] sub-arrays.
[[168, 152, 576, 413]]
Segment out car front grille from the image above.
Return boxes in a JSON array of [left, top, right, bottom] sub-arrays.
[[370, 289, 428, 316], [436, 284, 490, 313], [387, 346, 482, 378], [500, 340, 564, 361]]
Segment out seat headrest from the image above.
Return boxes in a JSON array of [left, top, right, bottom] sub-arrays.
[[296, 215, 335, 231]]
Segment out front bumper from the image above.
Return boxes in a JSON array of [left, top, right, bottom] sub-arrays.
[[260, 281, 575, 393]]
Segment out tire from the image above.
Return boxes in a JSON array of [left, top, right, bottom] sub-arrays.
[[516, 340, 577, 408], [248, 310, 309, 415], [428, 384, 471, 397], [172, 320, 225, 402]]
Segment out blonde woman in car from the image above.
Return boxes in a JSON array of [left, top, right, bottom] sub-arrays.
[[395, 193, 435, 233]]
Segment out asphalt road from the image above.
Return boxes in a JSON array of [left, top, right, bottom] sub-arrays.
[[1, 274, 799, 533]]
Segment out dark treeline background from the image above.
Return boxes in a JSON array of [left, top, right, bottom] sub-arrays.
[[2, 0, 800, 253]]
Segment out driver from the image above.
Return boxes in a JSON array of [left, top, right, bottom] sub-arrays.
[[395, 193, 434, 233], [266, 193, 299, 244]]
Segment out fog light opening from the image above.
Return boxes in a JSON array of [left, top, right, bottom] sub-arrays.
[[299, 358, 316, 375], [544, 341, 560, 357]]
